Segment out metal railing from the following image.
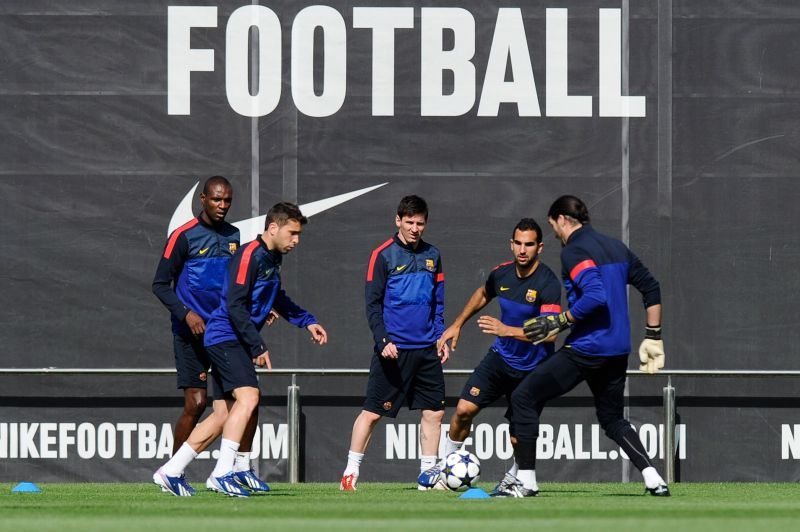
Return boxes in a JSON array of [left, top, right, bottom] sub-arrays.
[[4, 367, 800, 483]]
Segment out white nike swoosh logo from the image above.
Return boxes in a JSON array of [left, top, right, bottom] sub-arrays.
[[168, 182, 388, 242]]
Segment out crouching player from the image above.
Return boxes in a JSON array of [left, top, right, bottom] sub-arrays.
[[437, 219, 561, 495], [154, 202, 328, 497], [496, 195, 669, 497]]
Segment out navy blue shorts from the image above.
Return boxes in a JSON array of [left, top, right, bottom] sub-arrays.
[[363, 345, 445, 418], [173, 334, 211, 389], [459, 348, 531, 410], [206, 340, 259, 400]]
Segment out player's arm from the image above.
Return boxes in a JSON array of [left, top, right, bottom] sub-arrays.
[[226, 248, 267, 357], [628, 250, 665, 373], [365, 251, 393, 354], [272, 290, 328, 345], [524, 252, 603, 344], [433, 257, 449, 362], [152, 232, 204, 334], [439, 266, 497, 351]]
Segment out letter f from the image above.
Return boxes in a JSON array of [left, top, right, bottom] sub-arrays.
[[168, 6, 218, 115]]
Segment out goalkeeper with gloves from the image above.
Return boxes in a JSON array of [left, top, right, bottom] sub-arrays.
[[493, 195, 669, 498]]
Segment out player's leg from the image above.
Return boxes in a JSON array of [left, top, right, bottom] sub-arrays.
[[341, 350, 403, 490], [447, 349, 509, 456], [407, 346, 447, 489], [586, 354, 669, 496], [494, 350, 584, 497], [172, 335, 211, 453], [446, 399, 480, 455], [232, 410, 270, 492], [204, 341, 260, 497]]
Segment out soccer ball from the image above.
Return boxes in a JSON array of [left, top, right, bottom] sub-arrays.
[[442, 450, 480, 491]]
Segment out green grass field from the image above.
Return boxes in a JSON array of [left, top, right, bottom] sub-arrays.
[[2, 482, 799, 531]]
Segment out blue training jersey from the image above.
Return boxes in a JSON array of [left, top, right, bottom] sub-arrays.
[[365, 235, 444, 350], [560, 225, 660, 357], [152, 215, 240, 336], [485, 261, 562, 371], [204, 236, 317, 356]]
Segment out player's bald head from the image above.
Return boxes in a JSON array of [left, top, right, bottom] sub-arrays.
[[202, 175, 232, 195]]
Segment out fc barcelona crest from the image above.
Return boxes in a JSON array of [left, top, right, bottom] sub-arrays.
[[229, 242, 238, 253], [525, 289, 537, 303], [425, 259, 435, 271]]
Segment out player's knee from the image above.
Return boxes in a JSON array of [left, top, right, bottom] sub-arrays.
[[236, 388, 261, 412], [601, 418, 631, 441], [424, 409, 445, 423], [184, 391, 208, 417], [360, 410, 382, 427], [453, 403, 476, 425]]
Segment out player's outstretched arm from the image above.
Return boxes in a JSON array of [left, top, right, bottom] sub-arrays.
[[438, 286, 490, 351]]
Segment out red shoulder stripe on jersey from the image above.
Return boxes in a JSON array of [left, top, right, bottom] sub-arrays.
[[236, 241, 261, 285], [163, 218, 199, 259], [540, 304, 562, 314], [366, 238, 394, 282], [570, 259, 597, 281], [492, 260, 514, 271], [436, 273, 445, 283]]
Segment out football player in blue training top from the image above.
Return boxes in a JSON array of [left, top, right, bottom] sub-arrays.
[[493, 195, 669, 498], [340, 195, 449, 491], [152, 177, 269, 496], [436, 218, 562, 495], [154, 202, 327, 497]]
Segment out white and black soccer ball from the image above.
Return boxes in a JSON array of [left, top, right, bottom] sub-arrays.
[[442, 449, 480, 491]]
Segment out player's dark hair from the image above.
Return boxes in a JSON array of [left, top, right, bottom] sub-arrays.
[[202, 175, 232, 194], [547, 195, 590, 224], [397, 195, 428, 220], [265, 202, 308, 228], [512, 218, 543, 243]]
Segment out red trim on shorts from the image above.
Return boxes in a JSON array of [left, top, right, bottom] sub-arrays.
[[540, 304, 562, 314], [236, 241, 261, 285], [569, 259, 597, 281], [367, 238, 394, 281], [163, 218, 199, 259], [436, 273, 445, 283]]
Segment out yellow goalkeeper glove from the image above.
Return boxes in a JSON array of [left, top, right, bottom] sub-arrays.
[[638, 326, 665, 374], [523, 312, 570, 345]]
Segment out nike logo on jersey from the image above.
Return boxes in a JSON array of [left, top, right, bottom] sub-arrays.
[[168, 182, 388, 243], [198, 247, 209, 255], [499, 286, 511, 291], [395, 265, 407, 272]]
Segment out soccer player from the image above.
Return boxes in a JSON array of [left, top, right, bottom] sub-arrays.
[[154, 202, 327, 497], [151, 176, 239, 454], [436, 219, 562, 495], [340, 195, 449, 491], [492, 195, 669, 497]]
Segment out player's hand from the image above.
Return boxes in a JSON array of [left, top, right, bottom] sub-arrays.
[[265, 309, 280, 327], [381, 342, 398, 359], [437, 324, 462, 352], [253, 350, 272, 370], [184, 310, 205, 336], [307, 323, 328, 345], [477, 315, 509, 337], [523, 312, 570, 345], [438, 340, 450, 364], [639, 326, 665, 374]]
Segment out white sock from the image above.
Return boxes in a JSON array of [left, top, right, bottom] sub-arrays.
[[211, 438, 240, 477], [516, 469, 538, 491], [343, 450, 364, 477], [161, 443, 197, 477], [420, 455, 438, 472], [642, 466, 665, 489], [507, 459, 519, 477], [234, 451, 251, 473], [443, 434, 463, 457]]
